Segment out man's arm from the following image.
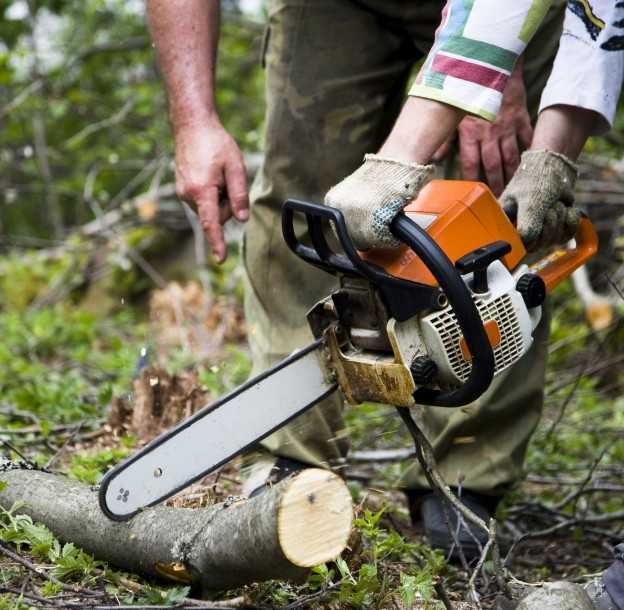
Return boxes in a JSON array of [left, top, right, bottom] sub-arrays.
[[378, 97, 464, 164], [530, 105, 600, 161], [538, 1, 624, 138], [147, 0, 249, 263], [410, 2, 553, 195]]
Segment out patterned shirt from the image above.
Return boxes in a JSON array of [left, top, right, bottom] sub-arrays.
[[540, 0, 624, 134], [409, 0, 552, 121], [411, 0, 624, 132]]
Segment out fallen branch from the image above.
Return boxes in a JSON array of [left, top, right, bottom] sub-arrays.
[[396, 407, 510, 601], [0, 467, 352, 591]]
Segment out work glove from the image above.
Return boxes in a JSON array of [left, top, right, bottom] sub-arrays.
[[324, 154, 433, 250], [500, 149, 581, 253]]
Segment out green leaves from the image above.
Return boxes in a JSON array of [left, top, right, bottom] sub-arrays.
[[0, 304, 147, 432], [307, 562, 335, 590], [134, 585, 191, 606], [198, 346, 252, 397], [338, 563, 380, 606], [67, 447, 131, 485], [0, 510, 59, 560], [52, 543, 97, 580], [0, 508, 97, 583], [399, 571, 436, 606]]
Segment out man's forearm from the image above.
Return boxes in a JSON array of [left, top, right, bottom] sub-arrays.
[[379, 97, 464, 164], [530, 106, 599, 161], [146, 0, 220, 131]]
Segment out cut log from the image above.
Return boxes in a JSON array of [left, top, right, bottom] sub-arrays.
[[0, 467, 352, 590]]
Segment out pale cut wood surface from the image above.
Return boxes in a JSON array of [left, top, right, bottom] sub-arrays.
[[277, 469, 353, 567]]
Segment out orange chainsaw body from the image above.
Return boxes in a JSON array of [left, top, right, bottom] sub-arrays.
[[361, 180, 597, 292]]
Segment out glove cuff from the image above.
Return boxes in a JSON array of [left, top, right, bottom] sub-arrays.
[[362, 153, 434, 197], [363, 152, 433, 170], [520, 149, 579, 183]]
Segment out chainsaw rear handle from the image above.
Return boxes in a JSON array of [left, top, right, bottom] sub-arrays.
[[503, 205, 598, 291], [533, 217, 598, 291], [282, 199, 495, 408]]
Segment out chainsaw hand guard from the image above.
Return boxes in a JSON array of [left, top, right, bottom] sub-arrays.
[[282, 198, 496, 407]]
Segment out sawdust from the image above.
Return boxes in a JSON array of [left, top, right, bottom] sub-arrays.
[[148, 281, 245, 360]]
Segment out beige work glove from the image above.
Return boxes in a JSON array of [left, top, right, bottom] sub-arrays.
[[500, 149, 581, 253], [324, 154, 434, 250]]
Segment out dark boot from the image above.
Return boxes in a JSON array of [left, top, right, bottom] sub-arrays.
[[586, 543, 624, 610], [406, 489, 500, 561]]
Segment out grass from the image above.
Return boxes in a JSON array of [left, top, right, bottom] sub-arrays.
[[0, 240, 622, 608]]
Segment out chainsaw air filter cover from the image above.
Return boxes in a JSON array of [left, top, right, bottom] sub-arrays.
[[419, 260, 535, 386]]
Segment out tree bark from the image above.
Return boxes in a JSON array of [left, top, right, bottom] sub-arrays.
[[0, 467, 352, 590]]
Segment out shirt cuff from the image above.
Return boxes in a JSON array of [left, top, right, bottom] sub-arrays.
[[538, 94, 613, 137], [408, 83, 498, 122]]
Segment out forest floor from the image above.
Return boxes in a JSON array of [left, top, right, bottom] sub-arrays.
[[0, 235, 623, 610]]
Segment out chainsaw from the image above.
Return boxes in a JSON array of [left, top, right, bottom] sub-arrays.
[[100, 180, 597, 520]]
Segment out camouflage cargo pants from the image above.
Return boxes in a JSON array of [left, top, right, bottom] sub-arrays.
[[243, 0, 563, 494]]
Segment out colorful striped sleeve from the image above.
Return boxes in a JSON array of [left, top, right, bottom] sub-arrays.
[[409, 0, 553, 121]]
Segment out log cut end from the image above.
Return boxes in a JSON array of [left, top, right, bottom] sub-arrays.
[[277, 469, 352, 568]]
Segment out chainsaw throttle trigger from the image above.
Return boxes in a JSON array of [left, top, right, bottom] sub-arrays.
[[455, 241, 512, 293]]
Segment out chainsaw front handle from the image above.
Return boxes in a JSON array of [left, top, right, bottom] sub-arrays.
[[282, 199, 495, 408], [282, 199, 445, 320], [502, 205, 598, 291]]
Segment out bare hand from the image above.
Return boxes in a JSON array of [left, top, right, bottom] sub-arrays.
[[174, 118, 249, 262], [433, 62, 533, 197]]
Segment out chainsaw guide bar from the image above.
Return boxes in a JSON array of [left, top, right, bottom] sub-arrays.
[[99, 339, 336, 520]]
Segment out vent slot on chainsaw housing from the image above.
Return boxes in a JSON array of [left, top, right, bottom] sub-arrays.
[[425, 293, 526, 384]]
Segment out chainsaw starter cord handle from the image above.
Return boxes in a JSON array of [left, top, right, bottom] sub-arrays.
[[390, 214, 495, 407]]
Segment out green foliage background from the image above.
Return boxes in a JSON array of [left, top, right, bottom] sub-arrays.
[[0, 0, 265, 239], [1, 1, 624, 608]]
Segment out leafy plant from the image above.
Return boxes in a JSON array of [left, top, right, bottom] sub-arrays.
[[67, 447, 132, 485]]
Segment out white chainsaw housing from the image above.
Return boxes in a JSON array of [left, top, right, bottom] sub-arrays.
[[395, 261, 540, 388]]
